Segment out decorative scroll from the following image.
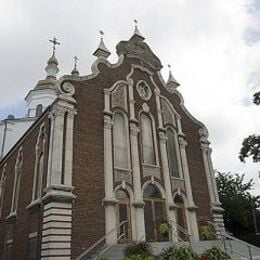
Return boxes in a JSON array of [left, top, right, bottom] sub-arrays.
[[111, 84, 127, 111], [161, 99, 176, 127], [59, 82, 75, 96]]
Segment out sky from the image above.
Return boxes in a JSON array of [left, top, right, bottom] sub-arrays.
[[0, 0, 260, 195]]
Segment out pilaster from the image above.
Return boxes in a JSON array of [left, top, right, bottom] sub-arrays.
[[130, 122, 146, 240], [41, 82, 77, 260], [179, 135, 199, 241]]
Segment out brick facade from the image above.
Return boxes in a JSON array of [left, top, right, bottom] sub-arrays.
[[0, 32, 223, 260]]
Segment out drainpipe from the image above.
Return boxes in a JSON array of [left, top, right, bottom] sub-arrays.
[[0, 119, 7, 160]]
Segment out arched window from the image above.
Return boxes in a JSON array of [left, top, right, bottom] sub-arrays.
[[32, 124, 46, 202], [166, 128, 180, 178], [141, 114, 156, 165], [36, 104, 43, 117], [11, 147, 23, 214], [113, 112, 129, 169], [143, 184, 161, 199]]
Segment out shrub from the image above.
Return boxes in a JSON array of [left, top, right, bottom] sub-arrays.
[[159, 223, 170, 238], [124, 241, 153, 259], [160, 246, 198, 260], [201, 247, 231, 260], [200, 225, 216, 240], [159, 246, 175, 259]]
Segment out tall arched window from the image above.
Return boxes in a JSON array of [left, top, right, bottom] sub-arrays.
[[141, 114, 155, 165], [113, 112, 129, 169], [166, 128, 180, 178], [11, 147, 23, 214]]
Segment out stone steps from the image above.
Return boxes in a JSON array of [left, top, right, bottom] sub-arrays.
[[92, 240, 260, 260]]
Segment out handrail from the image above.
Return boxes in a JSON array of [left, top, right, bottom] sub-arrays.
[[168, 218, 192, 243], [75, 220, 128, 260], [205, 220, 259, 260], [94, 232, 126, 260]]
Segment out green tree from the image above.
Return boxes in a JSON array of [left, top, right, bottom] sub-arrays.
[[239, 91, 260, 162], [216, 172, 260, 246]]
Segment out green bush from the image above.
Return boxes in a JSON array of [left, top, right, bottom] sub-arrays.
[[200, 225, 215, 240], [159, 223, 170, 238], [201, 247, 231, 260], [124, 241, 153, 259], [160, 246, 198, 260]]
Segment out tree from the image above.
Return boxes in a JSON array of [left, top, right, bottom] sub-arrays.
[[239, 91, 260, 162], [216, 172, 260, 246]]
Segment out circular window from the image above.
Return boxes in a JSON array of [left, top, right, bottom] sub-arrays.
[[137, 81, 152, 101]]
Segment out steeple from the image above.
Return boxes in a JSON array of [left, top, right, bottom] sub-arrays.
[[45, 37, 60, 80], [130, 20, 145, 41], [71, 56, 79, 76], [167, 65, 180, 89], [93, 31, 111, 58]]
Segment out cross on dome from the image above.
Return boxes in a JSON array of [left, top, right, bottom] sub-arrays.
[[49, 37, 60, 55]]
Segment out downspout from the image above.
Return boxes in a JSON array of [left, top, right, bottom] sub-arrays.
[[0, 119, 7, 160]]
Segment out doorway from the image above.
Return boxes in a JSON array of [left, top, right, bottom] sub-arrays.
[[143, 184, 167, 242], [115, 189, 131, 243]]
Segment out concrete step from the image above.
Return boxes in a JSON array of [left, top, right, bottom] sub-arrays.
[[96, 240, 260, 260]]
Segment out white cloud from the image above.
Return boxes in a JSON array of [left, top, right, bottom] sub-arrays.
[[0, 0, 259, 194]]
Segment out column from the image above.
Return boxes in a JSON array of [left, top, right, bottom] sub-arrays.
[[41, 83, 77, 260], [159, 130, 178, 242], [179, 136, 199, 241], [200, 134, 224, 238], [103, 115, 117, 244], [130, 122, 146, 241]]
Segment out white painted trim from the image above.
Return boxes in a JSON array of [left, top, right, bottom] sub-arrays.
[[142, 180, 166, 199]]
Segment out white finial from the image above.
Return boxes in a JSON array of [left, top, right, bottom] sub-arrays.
[[167, 64, 180, 88], [93, 30, 111, 58], [131, 19, 145, 41]]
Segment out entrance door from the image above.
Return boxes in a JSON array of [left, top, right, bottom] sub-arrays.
[[174, 194, 188, 241], [115, 189, 131, 243], [143, 184, 167, 242]]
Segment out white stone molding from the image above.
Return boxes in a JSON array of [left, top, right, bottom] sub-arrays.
[[59, 55, 125, 83], [9, 146, 23, 217], [41, 201, 73, 260], [104, 89, 111, 114], [158, 130, 176, 211], [136, 80, 152, 101], [154, 88, 163, 129], [139, 112, 160, 167], [41, 89, 77, 259], [178, 136, 199, 241], [0, 163, 7, 218], [127, 78, 136, 121], [129, 121, 146, 240], [142, 103, 150, 113], [103, 114, 117, 244], [111, 84, 128, 112], [31, 123, 47, 204]]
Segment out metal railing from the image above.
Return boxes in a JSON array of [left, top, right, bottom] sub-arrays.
[[168, 218, 192, 245], [206, 220, 260, 260], [75, 220, 128, 260]]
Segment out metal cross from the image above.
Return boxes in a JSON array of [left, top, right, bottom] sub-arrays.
[[168, 64, 171, 69], [73, 56, 78, 67], [99, 30, 104, 39], [49, 37, 60, 55], [134, 19, 138, 25]]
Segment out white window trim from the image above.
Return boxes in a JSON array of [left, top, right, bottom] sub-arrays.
[[139, 112, 159, 167], [9, 146, 23, 216], [166, 126, 184, 179], [112, 110, 131, 171]]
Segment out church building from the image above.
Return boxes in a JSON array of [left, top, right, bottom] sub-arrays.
[[0, 25, 224, 260]]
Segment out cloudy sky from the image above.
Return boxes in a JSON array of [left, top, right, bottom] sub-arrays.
[[0, 0, 260, 194]]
